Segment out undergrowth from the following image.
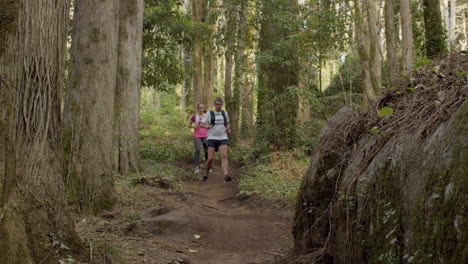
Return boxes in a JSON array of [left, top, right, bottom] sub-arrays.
[[234, 146, 311, 204]]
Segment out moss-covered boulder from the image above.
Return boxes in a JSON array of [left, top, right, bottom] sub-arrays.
[[293, 52, 467, 264]]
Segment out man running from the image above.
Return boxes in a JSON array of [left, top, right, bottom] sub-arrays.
[[200, 98, 231, 182]]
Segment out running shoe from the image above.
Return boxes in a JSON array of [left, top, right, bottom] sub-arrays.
[[194, 167, 200, 174], [202, 176, 208, 182], [223, 175, 232, 182]]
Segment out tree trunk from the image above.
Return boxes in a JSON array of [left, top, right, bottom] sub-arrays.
[[114, 0, 143, 173], [367, 0, 382, 98], [385, 0, 398, 85], [355, 0, 375, 104], [224, 47, 235, 120], [448, 0, 456, 48], [192, 0, 203, 110], [423, 0, 447, 58], [203, 0, 217, 107], [400, 0, 413, 76], [240, 49, 255, 139], [257, 0, 299, 150], [63, 0, 119, 212], [0, 1, 82, 263], [230, 0, 248, 145]]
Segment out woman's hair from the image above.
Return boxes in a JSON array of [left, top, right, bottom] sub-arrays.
[[214, 97, 223, 104], [196, 102, 206, 113]]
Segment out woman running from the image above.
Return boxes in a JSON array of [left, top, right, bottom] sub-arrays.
[[189, 103, 208, 174]]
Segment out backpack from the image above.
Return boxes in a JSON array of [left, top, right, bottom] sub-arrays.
[[210, 110, 227, 126]]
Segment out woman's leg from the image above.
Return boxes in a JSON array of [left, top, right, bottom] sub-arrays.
[[194, 137, 202, 167]]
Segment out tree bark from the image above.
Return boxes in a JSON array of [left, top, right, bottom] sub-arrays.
[[443, 0, 457, 49], [355, 0, 374, 103], [257, 0, 299, 150], [230, 0, 248, 145], [240, 50, 255, 139], [367, 0, 382, 99], [400, 0, 413, 76], [192, 0, 203, 110], [0, 1, 82, 263], [114, 0, 143, 173], [385, 0, 398, 85], [224, 46, 235, 119], [423, 0, 447, 58], [203, 0, 217, 107], [63, 0, 119, 212]]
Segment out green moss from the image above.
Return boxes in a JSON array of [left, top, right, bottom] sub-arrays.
[[0, 214, 30, 264], [0, 0, 20, 54], [408, 103, 468, 264], [359, 165, 403, 264]]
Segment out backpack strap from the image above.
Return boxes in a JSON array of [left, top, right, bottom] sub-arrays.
[[221, 111, 227, 126], [210, 110, 215, 126]]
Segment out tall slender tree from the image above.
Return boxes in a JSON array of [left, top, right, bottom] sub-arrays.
[[230, 0, 248, 145], [224, 3, 237, 121], [0, 0, 82, 262], [240, 11, 256, 139], [63, 0, 119, 212], [400, 0, 413, 75], [385, 0, 398, 84], [114, 0, 144, 173], [423, 0, 447, 58], [192, 0, 203, 109], [354, 0, 382, 103], [203, 0, 218, 107]]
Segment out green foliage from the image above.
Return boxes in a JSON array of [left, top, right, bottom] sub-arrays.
[[299, 0, 352, 60], [324, 53, 363, 96], [378, 106, 394, 117], [238, 158, 304, 204], [296, 119, 324, 154], [140, 90, 193, 162], [410, 0, 426, 59], [143, 0, 194, 90], [422, 0, 447, 58]]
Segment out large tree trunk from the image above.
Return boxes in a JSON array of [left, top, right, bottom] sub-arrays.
[[257, 0, 299, 150], [192, 0, 203, 110], [367, 0, 382, 98], [114, 0, 143, 173], [63, 0, 119, 212], [400, 0, 413, 76], [230, 0, 248, 145], [384, 0, 398, 85], [0, 1, 82, 263], [423, 0, 447, 58]]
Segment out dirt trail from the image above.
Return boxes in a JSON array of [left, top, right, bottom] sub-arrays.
[[183, 165, 292, 264], [76, 163, 293, 264]]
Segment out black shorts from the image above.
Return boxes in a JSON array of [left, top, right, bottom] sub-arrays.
[[207, 139, 229, 152]]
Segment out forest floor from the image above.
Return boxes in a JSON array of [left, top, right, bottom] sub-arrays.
[[75, 161, 294, 264]]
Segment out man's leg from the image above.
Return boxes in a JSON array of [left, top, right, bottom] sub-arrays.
[[204, 147, 216, 181], [202, 138, 208, 161], [218, 145, 230, 181]]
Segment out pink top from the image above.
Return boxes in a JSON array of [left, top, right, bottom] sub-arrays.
[[191, 114, 208, 138]]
